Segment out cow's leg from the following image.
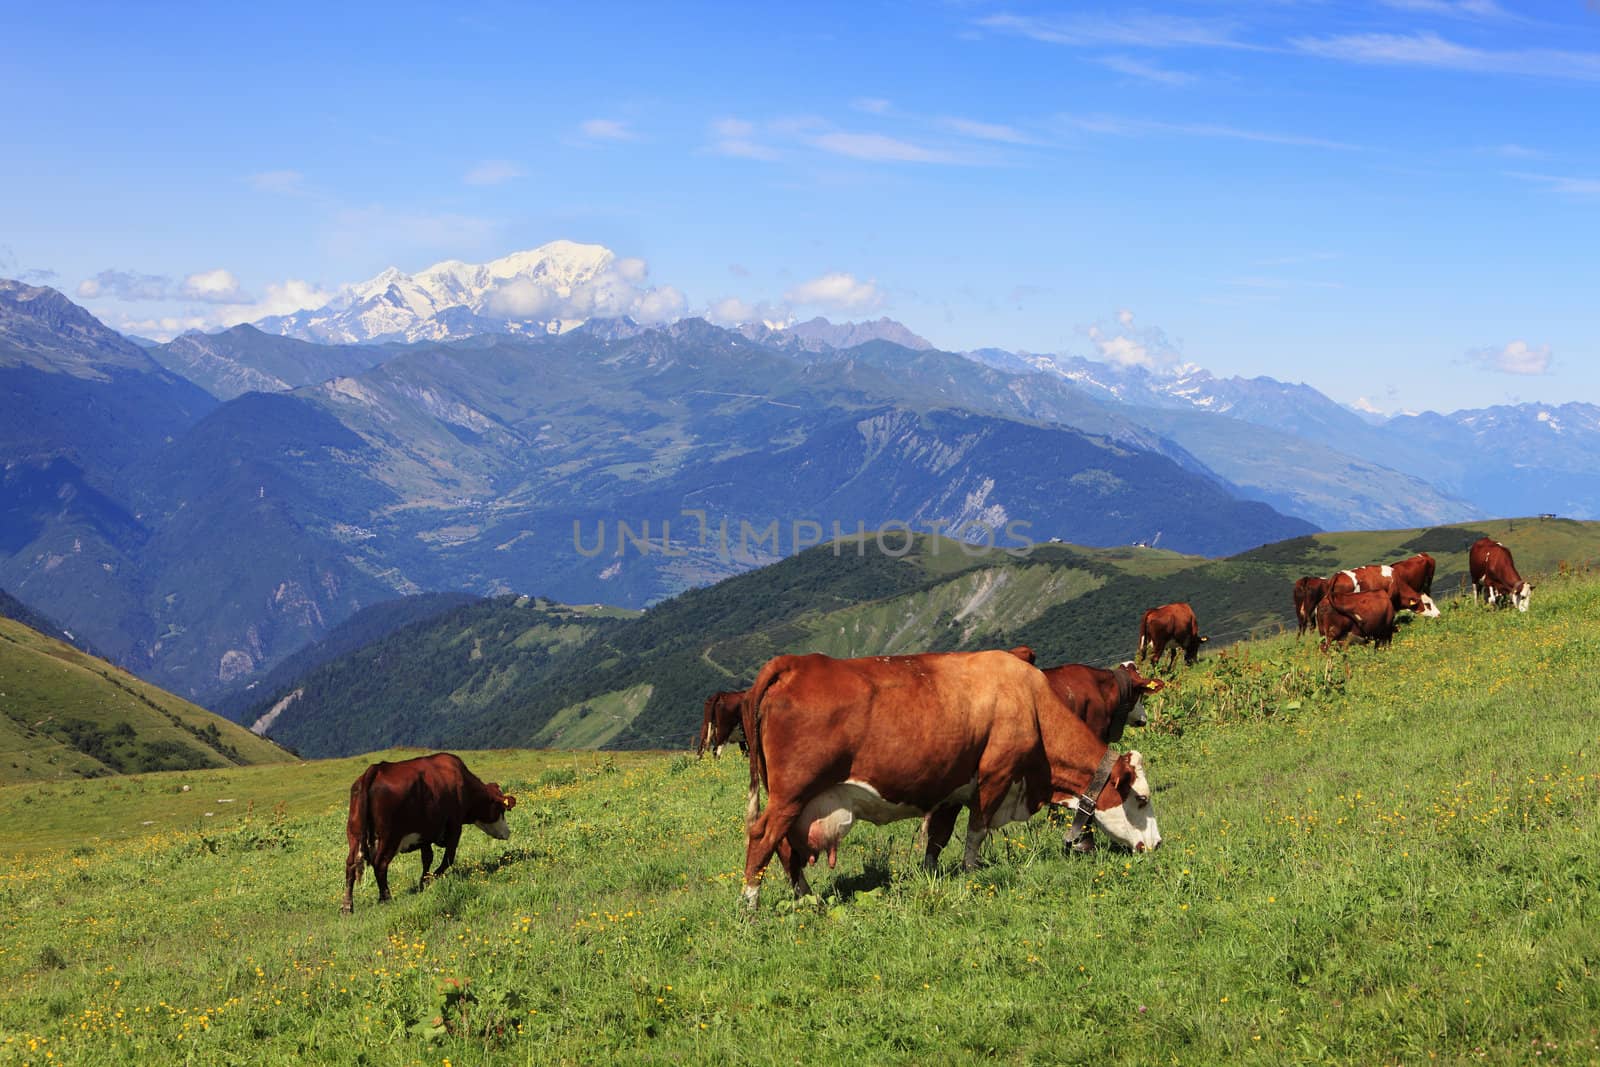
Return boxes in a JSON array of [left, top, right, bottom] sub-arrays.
[[780, 832, 814, 898], [342, 839, 363, 914], [417, 844, 435, 889], [742, 800, 802, 909], [430, 828, 463, 884], [921, 804, 961, 871], [372, 843, 398, 903]]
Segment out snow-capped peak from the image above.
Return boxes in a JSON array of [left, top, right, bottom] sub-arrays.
[[256, 240, 665, 345]]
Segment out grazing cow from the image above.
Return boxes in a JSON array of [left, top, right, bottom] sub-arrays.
[[1316, 591, 1397, 653], [1039, 661, 1163, 743], [342, 753, 516, 913], [1390, 552, 1437, 597], [1137, 603, 1207, 668], [1469, 538, 1532, 612], [695, 689, 748, 758], [1293, 576, 1330, 637], [739, 651, 1160, 908], [1329, 565, 1440, 618]]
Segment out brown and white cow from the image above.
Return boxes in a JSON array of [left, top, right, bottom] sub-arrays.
[[695, 689, 748, 758], [1137, 603, 1207, 668], [1390, 552, 1437, 597], [739, 651, 1160, 907], [1293, 576, 1330, 638], [342, 752, 516, 913], [1469, 537, 1532, 612], [1329, 565, 1440, 618], [1316, 591, 1397, 653]]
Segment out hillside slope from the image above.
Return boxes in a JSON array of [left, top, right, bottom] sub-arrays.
[[236, 518, 1600, 759], [3, 568, 1600, 1063], [0, 617, 293, 783]]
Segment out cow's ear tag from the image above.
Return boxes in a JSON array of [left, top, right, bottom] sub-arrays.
[[504, 795, 518, 810]]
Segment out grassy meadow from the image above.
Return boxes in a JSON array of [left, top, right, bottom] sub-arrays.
[[4, 568, 1600, 1064]]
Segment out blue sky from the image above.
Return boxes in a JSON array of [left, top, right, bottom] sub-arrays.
[[3, 1, 1596, 414]]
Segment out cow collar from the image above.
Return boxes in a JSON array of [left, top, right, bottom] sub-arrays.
[[1109, 667, 1134, 744], [1064, 749, 1119, 852]]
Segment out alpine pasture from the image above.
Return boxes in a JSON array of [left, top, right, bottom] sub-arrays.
[[4, 570, 1600, 1065]]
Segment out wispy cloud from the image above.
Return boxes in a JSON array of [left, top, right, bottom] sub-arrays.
[[248, 170, 307, 195], [938, 116, 1042, 145], [708, 118, 780, 161], [1291, 31, 1600, 82], [1059, 113, 1361, 151], [1083, 308, 1184, 371], [852, 97, 893, 115], [579, 118, 637, 141], [1378, 0, 1511, 18], [463, 160, 526, 186], [809, 131, 958, 164], [1490, 143, 1547, 160], [78, 267, 252, 305], [1508, 170, 1600, 197], [978, 12, 1251, 51], [1097, 54, 1196, 86], [1466, 340, 1553, 375]]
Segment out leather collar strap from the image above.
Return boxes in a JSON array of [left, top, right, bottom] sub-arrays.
[[1108, 667, 1134, 743], [1064, 748, 1119, 852]]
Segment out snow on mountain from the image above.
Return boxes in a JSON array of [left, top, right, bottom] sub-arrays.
[[257, 240, 683, 344]]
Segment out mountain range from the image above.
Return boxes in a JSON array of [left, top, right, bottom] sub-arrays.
[[3, 242, 1597, 706]]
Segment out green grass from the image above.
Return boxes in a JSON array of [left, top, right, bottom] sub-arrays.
[[0, 619, 293, 785], [4, 571, 1600, 1064]]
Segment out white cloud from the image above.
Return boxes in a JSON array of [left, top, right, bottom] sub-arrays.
[[1292, 31, 1600, 82], [463, 160, 526, 186], [234, 279, 336, 322], [852, 97, 893, 115], [485, 255, 682, 324], [182, 268, 249, 304], [1468, 340, 1553, 376], [579, 118, 636, 141], [785, 272, 884, 312], [248, 170, 306, 194], [1084, 310, 1184, 370]]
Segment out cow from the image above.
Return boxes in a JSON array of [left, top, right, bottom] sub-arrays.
[[1329, 565, 1440, 618], [738, 650, 1160, 909], [1390, 552, 1437, 597], [342, 752, 516, 913], [1316, 591, 1397, 653], [1469, 537, 1532, 612], [1293, 576, 1330, 638], [695, 689, 748, 758], [1008, 645, 1037, 665], [1039, 661, 1163, 743], [1137, 603, 1207, 668]]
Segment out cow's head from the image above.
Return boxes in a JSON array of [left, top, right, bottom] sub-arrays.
[[1116, 661, 1164, 728], [1071, 751, 1161, 852], [474, 784, 517, 840], [1184, 635, 1208, 665], [1008, 645, 1037, 665], [1514, 582, 1532, 612]]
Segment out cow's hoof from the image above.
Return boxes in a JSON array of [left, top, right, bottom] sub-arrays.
[[339, 904, 352, 915]]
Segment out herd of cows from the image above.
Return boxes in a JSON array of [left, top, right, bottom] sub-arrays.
[[339, 537, 1535, 913]]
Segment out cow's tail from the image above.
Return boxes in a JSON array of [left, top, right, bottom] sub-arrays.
[[742, 657, 789, 830], [346, 763, 382, 885], [1135, 611, 1150, 662], [695, 695, 715, 757]]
